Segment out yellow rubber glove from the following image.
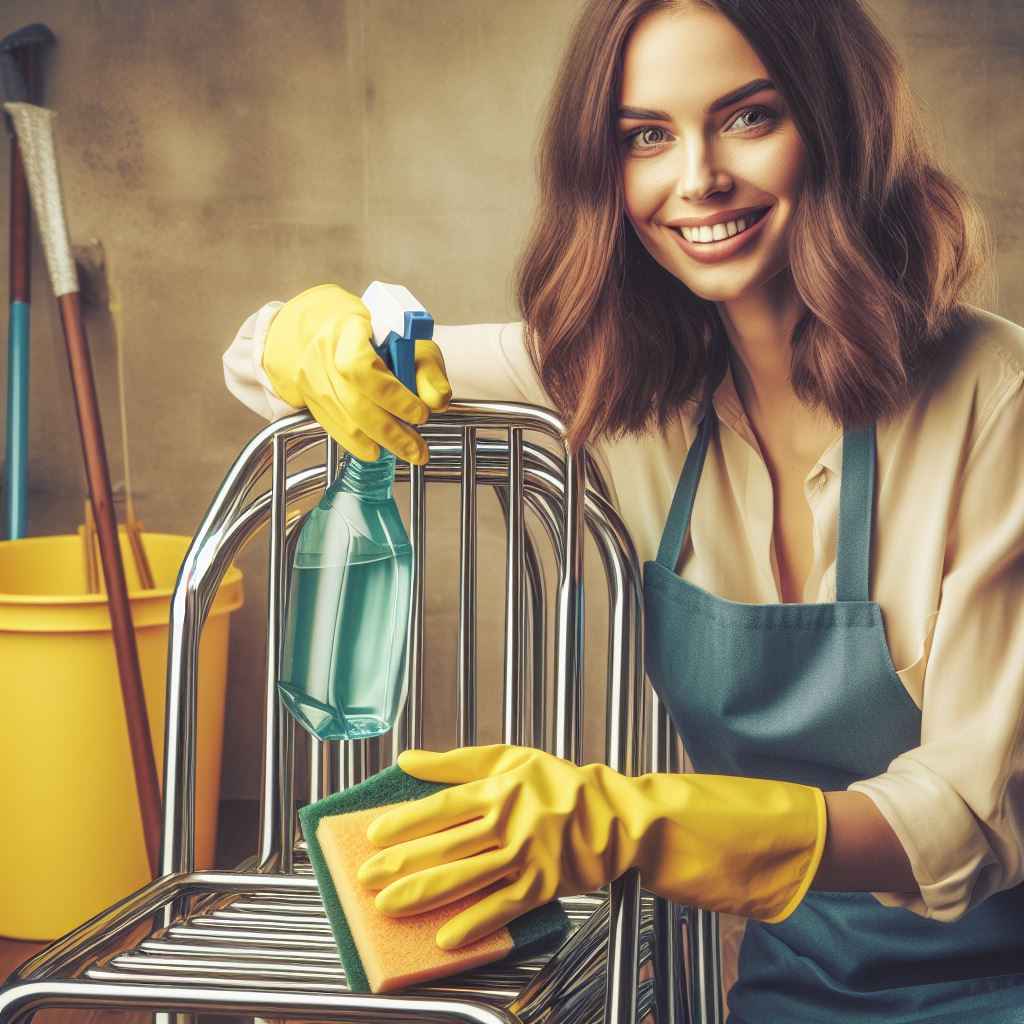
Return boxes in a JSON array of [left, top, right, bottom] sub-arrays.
[[358, 744, 827, 951], [261, 284, 452, 465]]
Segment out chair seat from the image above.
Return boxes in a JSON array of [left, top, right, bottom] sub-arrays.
[[78, 853, 623, 1008]]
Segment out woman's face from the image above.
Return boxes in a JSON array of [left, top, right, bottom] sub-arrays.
[[619, 6, 806, 303]]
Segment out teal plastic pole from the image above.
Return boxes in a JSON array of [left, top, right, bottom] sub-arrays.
[[1, 27, 57, 538], [4, 298, 29, 538]]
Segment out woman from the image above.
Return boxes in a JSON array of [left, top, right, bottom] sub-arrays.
[[224, 0, 1024, 1019]]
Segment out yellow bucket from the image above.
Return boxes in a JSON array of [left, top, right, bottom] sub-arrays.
[[0, 531, 244, 940]]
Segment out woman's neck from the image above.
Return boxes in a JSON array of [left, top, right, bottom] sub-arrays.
[[717, 278, 840, 463], [717, 275, 804, 414]]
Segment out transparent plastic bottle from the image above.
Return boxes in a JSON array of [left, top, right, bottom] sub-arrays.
[[277, 450, 413, 740], [276, 283, 430, 741]]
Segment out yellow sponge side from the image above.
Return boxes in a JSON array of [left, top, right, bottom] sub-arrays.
[[316, 807, 514, 993]]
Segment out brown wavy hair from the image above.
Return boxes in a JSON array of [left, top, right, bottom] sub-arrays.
[[515, 0, 995, 452]]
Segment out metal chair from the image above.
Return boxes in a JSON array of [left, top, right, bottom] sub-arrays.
[[0, 400, 722, 1023]]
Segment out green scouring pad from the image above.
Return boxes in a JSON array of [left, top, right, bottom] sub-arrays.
[[299, 763, 571, 994]]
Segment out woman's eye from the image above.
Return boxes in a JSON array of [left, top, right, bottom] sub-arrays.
[[624, 126, 670, 151], [729, 106, 777, 132]]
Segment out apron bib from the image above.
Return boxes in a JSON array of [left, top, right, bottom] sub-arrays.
[[642, 404, 1024, 1022]]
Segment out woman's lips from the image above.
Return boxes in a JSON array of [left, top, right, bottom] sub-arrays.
[[669, 205, 773, 265]]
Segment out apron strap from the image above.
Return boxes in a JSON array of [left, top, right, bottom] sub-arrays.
[[655, 404, 715, 571], [836, 424, 876, 603], [655, 395, 877, 600]]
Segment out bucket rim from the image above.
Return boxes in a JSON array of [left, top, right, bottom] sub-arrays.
[[0, 532, 243, 606]]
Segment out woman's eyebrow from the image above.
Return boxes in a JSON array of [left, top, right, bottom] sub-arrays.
[[617, 78, 777, 121]]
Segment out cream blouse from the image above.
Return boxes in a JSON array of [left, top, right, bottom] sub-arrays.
[[224, 299, 1024, 925]]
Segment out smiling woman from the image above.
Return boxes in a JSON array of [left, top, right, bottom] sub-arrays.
[[515, 0, 991, 453]]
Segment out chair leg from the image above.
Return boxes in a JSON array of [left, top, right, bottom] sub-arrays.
[[155, 1013, 194, 1024]]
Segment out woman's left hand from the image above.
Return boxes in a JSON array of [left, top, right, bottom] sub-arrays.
[[357, 743, 828, 950], [357, 744, 618, 949]]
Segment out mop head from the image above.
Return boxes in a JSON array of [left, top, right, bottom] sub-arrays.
[[299, 764, 570, 993]]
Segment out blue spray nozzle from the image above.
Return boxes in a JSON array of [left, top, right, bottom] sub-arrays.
[[378, 311, 434, 397], [404, 310, 434, 340]]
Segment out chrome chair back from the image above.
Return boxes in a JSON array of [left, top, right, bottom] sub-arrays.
[[1, 401, 722, 1024]]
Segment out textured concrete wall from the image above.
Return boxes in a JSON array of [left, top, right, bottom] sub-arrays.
[[0, 1, 1019, 805]]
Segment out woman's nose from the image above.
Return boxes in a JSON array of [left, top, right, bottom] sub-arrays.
[[673, 139, 731, 202]]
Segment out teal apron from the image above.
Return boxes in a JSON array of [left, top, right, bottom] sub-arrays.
[[643, 402, 1024, 1023]]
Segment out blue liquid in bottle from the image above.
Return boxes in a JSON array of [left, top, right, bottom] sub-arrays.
[[278, 451, 413, 741]]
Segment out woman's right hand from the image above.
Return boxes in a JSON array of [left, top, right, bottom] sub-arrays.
[[261, 284, 452, 464]]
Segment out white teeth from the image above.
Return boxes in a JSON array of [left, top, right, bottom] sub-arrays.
[[680, 210, 763, 244]]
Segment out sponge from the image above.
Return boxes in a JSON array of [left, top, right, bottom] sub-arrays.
[[298, 764, 571, 994]]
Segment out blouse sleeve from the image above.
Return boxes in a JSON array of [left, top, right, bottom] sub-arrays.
[[222, 301, 299, 421], [221, 298, 548, 420], [848, 361, 1024, 921]]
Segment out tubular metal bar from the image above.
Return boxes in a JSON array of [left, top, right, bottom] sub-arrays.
[[688, 909, 723, 1024], [0, 981, 524, 1024], [458, 425, 478, 746], [266, 435, 291, 871], [409, 458, 426, 752], [503, 427, 526, 745], [525, 528, 546, 749], [553, 441, 585, 764], [343, 739, 371, 791], [494, 484, 547, 750], [596, 474, 644, 1024], [521, 496, 557, 752], [603, 871, 642, 1024], [651, 698, 689, 1024], [272, 502, 310, 866]]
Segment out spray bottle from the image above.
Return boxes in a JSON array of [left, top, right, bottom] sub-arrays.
[[277, 282, 432, 741]]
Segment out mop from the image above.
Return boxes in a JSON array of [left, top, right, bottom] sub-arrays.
[[4, 100, 161, 875], [0, 24, 55, 539]]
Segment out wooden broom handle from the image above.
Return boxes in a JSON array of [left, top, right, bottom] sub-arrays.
[[59, 291, 161, 875]]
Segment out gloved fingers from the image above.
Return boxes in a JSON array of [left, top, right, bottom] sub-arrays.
[[435, 869, 543, 950], [341, 385, 428, 465], [413, 340, 453, 412], [304, 393, 380, 462], [302, 332, 425, 463], [366, 780, 489, 847], [373, 848, 517, 919], [396, 744, 536, 785], [335, 317, 433, 425], [358, 815, 499, 890]]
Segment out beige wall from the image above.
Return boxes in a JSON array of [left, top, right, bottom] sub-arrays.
[[0, 1, 1020, 800]]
